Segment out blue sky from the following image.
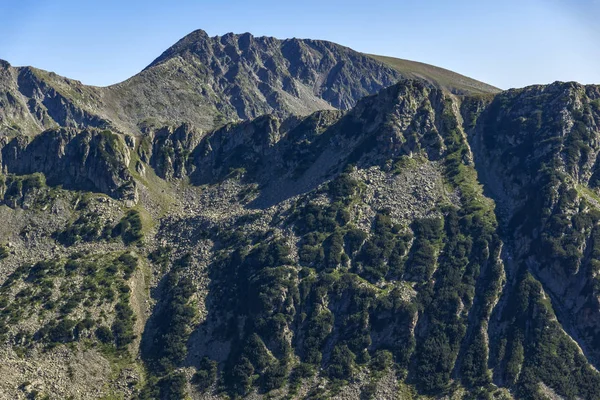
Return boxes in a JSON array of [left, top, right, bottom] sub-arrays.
[[1, 0, 599, 89]]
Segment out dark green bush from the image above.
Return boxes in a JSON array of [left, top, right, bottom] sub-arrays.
[[0, 244, 9, 260], [192, 357, 218, 391], [96, 325, 114, 344], [159, 372, 188, 400], [112, 210, 144, 245], [113, 300, 136, 350], [328, 344, 356, 381]]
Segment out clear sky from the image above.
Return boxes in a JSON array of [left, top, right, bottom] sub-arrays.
[[1, 0, 599, 89]]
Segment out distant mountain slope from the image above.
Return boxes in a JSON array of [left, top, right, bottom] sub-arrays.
[[1, 30, 502, 137], [103, 30, 404, 132], [4, 79, 600, 399], [368, 53, 501, 95], [0, 61, 111, 137]]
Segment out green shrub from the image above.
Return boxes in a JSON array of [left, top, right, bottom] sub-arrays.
[[148, 246, 171, 269], [193, 357, 218, 391], [112, 210, 144, 245], [0, 244, 9, 260], [328, 344, 356, 381], [159, 372, 188, 400], [43, 319, 77, 344], [54, 211, 108, 246], [96, 325, 114, 344], [112, 300, 136, 349], [370, 349, 393, 372]]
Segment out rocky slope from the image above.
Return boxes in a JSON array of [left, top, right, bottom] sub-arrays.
[[0, 30, 499, 137], [1, 29, 600, 400], [2, 77, 600, 399], [368, 54, 500, 95], [0, 61, 111, 137]]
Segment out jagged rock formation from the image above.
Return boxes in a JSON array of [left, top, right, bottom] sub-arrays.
[[0, 29, 499, 137], [1, 128, 137, 202], [1, 29, 600, 400], [0, 61, 111, 136]]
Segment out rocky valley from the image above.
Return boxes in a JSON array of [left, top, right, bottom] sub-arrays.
[[0, 29, 598, 400]]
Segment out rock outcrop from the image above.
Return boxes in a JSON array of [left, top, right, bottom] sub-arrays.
[[1, 30, 499, 137], [1, 128, 137, 202], [2, 29, 600, 400]]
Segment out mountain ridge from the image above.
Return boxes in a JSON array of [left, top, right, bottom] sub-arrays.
[[0, 29, 500, 137], [367, 53, 500, 95], [2, 29, 600, 400]]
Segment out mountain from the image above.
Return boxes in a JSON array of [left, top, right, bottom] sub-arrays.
[[1, 29, 599, 400], [111, 30, 402, 128], [0, 61, 111, 136], [367, 54, 501, 95], [0, 30, 498, 137]]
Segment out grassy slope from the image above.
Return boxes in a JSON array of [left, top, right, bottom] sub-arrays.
[[367, 54, 501, 95]]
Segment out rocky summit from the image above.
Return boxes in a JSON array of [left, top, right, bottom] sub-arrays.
[[0, 29, 598, 400]]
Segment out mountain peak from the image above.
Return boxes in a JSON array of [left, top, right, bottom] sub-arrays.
[[145, 29, 212, 68], [132, 30, 405, 128], [0, 59, 11, 69], [178, 28, 211, 43], [5, 25, 600, 400], [2, 29, 501, 138]]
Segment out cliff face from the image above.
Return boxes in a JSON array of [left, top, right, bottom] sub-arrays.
[[3, 79, 600, 399], [1, 30, 499, 138], [465, 83, 600, 387], [1, 128, 137, 202], [2, 30, 600, 400], [0, 61, 111, 137]]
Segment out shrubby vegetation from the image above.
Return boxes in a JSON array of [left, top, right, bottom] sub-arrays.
[[139, 372, 189, 400], [148, 245, 172, 271], [493, 271, 600, 399], [0, 244, 9, 260], [54, 204, 144, 247], [0, 251, 138, 352], [193, 357, 218, 391], [1, 173, 49, 208], [145, 254, 196, 373], [112, 209, 144, 245], [54, 210, 109, 246], [354, 212, 413, 282]]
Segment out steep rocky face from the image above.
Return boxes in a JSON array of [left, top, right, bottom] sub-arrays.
[[1, 29, 500, 138], [0, 61, 41, 135], [0, 61, 111, 137], [0, 128, 137, 202], [139, 123, 203, 180], [3, 55, 600, 400], [15, 68, 109, 131], [464, 83, 600, 392], [144, 80, 446, 194]]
